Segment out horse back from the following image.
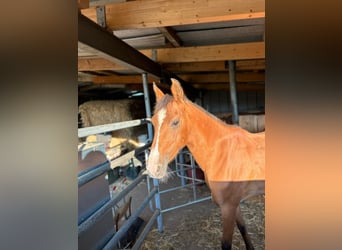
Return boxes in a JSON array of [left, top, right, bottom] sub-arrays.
[[203, 128, 265, 182]]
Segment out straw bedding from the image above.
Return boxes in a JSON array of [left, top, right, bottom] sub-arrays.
[[140, 184, 264, 250]]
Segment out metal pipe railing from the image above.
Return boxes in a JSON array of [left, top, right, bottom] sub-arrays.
[[78, 118, 151, 138], [190, 153, 198, 201], [78, 95, 158, 249], [110, 142, 151, 169], [159, 182, 204, 195], [153, 178, 163, 233], [177, 152, 186, 186], [151, 149, 211, 233], [78, 141, 151, 188], [132, 208, 160, 250], [78, 173, 146, 236], [229, 60, 239, 125], [161, 196, 212, 214], [103, 187, 158, 250], [78, 160, 110, 187]]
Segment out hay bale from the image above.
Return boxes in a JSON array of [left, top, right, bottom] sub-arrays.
[[79, 99, 147, 141], [79, 99, 144, 127]]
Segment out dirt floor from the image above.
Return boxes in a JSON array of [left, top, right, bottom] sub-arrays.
[[118, 173, 265, 250]]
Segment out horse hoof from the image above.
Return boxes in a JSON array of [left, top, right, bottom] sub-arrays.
[[221, 241, 231, 250]]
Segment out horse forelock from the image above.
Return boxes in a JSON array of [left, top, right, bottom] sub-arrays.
[[153, 94, 173, 114]]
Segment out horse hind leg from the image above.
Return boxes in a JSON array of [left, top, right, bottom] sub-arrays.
[[236, 205, 254, 250]]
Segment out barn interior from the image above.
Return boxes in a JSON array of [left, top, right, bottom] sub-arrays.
[[78, 0, 265, 249]]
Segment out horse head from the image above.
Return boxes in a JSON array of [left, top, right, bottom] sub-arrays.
[[146, 78, 189, 180]]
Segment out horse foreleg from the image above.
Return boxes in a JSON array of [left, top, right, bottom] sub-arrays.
[[220, 203, 237, 250], [236, 205, 254, 250]]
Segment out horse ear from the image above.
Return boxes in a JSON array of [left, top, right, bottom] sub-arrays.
[[170, 78, 185, 101], [153, 82, 165, 102]]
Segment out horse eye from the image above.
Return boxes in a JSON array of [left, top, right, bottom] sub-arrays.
[[171, 120, 179, 127]]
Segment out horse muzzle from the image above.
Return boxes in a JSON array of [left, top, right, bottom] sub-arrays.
[[146, 151, 169, 179]]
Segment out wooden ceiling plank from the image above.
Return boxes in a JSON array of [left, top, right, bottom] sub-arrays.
[[78, 72, 95, 82], [192, 83, 265, 91], [81, 0, 265, 30], [123, 83, 265, 91], [236, 59, 265, 71], [78, 58, 127, 71], [140, 42, 265, 63], [163, 61, 227, 72], [179, 72, 265, 83], [91, 71, 264, 85], [79, 57, 265, 72], [163, 60, 265, 72]]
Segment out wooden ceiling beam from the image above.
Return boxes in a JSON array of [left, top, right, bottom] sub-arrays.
[[140, 42, 265, 63], [79, 41, 265, 64], [79, 82, 264, 92], [78, 58, 128, 71], [79, 58, 265, 72], [81, 0, 265, 30], [179, 72, 265, 83], [236, 59, 265, 71], [163, 61, 227, 73], [158, 27, 182, 47], [78, 72, 95, 82], [162, 60, 265, 72], [87, 71, 264, 85], [192, 83, 265, 91]]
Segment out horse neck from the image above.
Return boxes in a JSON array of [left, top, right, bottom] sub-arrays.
[[183, 100, 230, 165]]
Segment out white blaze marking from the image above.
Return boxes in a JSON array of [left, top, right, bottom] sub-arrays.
[[155, 108, 166, 154], [148, 108, 166, 177]]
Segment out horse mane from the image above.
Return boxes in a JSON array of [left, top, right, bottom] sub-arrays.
[[188, 99, 240, 129]]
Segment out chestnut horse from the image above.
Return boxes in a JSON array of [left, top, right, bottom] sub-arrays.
[[146, 78, 265, 250]]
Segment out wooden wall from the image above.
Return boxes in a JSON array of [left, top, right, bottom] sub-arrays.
[[201, 89, 265, 114]]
